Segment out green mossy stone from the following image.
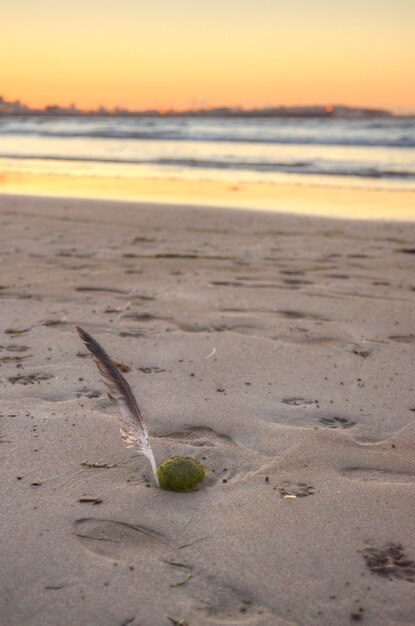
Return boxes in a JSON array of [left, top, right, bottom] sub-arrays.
[[157, 456, 207, 492]]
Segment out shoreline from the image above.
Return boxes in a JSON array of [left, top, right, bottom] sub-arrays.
[[3, 191, 415, 232], [1, 194, 414, 626], [0, 170, 415, 220]]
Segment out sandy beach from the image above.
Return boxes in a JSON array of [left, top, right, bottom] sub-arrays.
[[1, 193, 414, 626]]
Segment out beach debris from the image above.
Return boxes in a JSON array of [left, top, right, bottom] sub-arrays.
[[77, 326, 160, 487], [77, 326, 208, 491], [113, 361, 131, 373], [78, 497, 103, 505], [350, 608, 365, 621], [157, 456, 207, 492], [5, 327, 31, 336], [119, 617, 136, 626], [204, 347, 216, 359], [352, 347, 372, 358], [41, 318, 66, 327], [163, 559, 193, 587], [167, 616, 189, 626], [81, 461, 117, 469]]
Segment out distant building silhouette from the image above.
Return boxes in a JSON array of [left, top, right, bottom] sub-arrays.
[[0, 95, 394, 118]]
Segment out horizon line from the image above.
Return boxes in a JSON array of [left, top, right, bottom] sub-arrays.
[[0, 97, 408, 117]]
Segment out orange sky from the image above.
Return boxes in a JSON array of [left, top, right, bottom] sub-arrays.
[[1, 0, 414, 111]]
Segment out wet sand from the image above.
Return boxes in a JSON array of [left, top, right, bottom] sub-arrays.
[[0, 194, 414, 626], [1, 168, 415, 219]]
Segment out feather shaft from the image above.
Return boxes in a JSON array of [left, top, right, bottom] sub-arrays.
[[76, 326, 159, 486]]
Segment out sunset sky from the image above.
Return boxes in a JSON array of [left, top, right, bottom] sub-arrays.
[[1, 0, 414, 112]]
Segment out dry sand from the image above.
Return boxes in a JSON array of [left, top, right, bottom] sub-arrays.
[[0, 194, 414, 626]]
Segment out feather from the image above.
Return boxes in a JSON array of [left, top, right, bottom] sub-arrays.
[[76, 326, 159, 486]]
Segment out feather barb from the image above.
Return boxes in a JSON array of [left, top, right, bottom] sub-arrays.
[[76, 326, 159, 486]]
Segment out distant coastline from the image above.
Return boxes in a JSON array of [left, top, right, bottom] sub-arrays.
[[0, 96, 397, 118]]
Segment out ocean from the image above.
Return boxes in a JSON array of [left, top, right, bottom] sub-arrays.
[[1, 115, 414, 193]]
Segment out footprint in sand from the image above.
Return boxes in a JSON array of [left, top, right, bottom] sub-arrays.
[[1, 344, 30, 352], [388, 335, 415, 344], [175, 321, 255, 334], [156, 426, 234, 447], [361, 543, 415, 582], [122, 312, 162, 322], [278, 482, 315, 498], [118, 331, 148, 338], [76, 388, 102, 399], [8, 373, 53, 385], [282, 278, 314, 287], [278, 310, 327, 321], [73, 518, 167, 562], [137, 366, 166, 374], [318, 416, 355, 429], [73, 520, 281, 624], [180, 582, 285, 626], [341, 467, 415, 484], [0, 354, 30, 363], [209, 280, 244, 287], [75, 286, 128, 294], [281, 398, 317, 407]]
